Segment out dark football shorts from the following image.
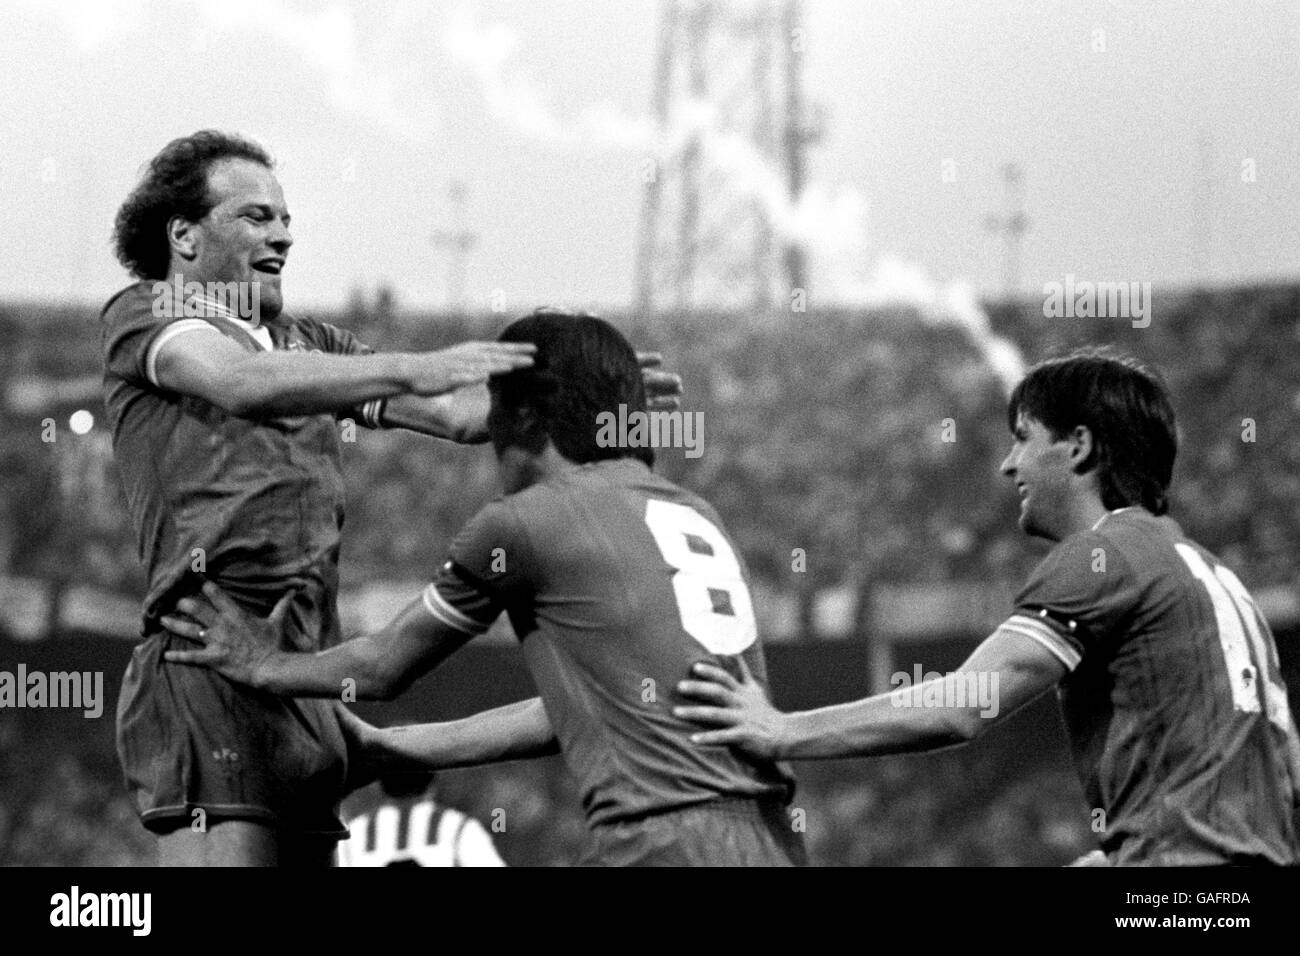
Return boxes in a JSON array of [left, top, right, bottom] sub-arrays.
[[116, 628, 351, 838], [578, 796, 809, 866]]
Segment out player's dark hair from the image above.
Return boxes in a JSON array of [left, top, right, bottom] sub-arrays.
[[1007, 347, 1177, 515], [489, 309, 652, 466], [113, 130, 274, 281]]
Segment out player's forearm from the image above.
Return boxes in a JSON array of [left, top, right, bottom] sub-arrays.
[[255, 636, 401, 700], [380, 392, 489, 444], [219, 351, 419, 417], [369, 698, 560, 771], [777, 681, 983, 759]]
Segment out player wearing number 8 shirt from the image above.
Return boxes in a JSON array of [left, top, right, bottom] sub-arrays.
[[161, 309, 804, 866], [676, 349, 1300, 866]]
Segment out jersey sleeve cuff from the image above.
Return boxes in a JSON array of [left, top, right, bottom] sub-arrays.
[[144, 318, 219, 386], [999, 613, 1082, 672], [421, 583, 493, 635], [361, 398, 387, 429]]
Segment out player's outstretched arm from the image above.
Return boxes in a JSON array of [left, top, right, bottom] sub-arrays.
[[375, 351, 685, 443], [154, 329, 535, 418], [334, 698, 559, 793], [370, 698, 560, 773], [161, 581, 478, 700], [674, 629, 1066, 761]]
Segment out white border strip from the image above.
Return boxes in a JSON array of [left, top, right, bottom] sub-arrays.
[[999, 614, 1081, 671], [144, 319, 219, 386], [420, 583, 490, 635]]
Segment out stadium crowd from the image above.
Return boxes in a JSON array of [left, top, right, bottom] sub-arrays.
[[1, 281, 1296, 864]]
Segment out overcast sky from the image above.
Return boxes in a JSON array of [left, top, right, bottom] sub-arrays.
[[2, 0, 1297, 313]]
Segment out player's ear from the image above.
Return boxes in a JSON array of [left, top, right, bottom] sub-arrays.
[[1068, 424, 1096, 473], [513, 403, 546, 441], [167, 215, 201, 263]]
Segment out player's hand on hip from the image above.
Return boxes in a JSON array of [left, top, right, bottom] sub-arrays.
[[408, 342, 536, 396], [161, 582, 291, 689], [637, 351, 684, 412], [673, 657, 787, 761]]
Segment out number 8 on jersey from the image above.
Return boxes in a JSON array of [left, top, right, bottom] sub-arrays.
[[644, 499, 757, 655]]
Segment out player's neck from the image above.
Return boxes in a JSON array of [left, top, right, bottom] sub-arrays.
[[531, 445, 583, 483], [1063, 494, 1110, 540], [501, 443, 581, 492]]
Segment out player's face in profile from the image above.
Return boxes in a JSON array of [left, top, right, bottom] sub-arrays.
[[190, 158, 292, 321], [1000, 411, 1073, 541]]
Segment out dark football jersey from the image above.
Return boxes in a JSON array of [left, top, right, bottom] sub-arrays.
[[100, 281, 381, 646], [423, 457, 795, 826], [1002, 507, 1300, 865]]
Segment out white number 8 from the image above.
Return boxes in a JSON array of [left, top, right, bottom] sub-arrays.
[[644, 499, 757, 655]]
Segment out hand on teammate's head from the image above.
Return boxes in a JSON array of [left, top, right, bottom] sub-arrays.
[[637, 352, 684, 412]]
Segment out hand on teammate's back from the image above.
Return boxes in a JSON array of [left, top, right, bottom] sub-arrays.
[[407, 342, 536, 396], [673, 657, 788, 761], [160, 582, 290, 688]]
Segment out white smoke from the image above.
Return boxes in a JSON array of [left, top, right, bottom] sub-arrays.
[[33, 0, 145, 51], [846, 258, 1025, 392], [191, 0, 442, 139], [40, 0, 1022, 388], [442, 10, 660, 149], [441, 7, 1024, 390]]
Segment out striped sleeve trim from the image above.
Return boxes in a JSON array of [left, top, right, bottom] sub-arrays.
[[360, 398, 387, 429], [420, 582, 492, 635], [998, 614, 1082, 672], [144, 319, 219, 386]]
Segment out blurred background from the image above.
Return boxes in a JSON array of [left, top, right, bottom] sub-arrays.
[[1, 0, 1297, 865]]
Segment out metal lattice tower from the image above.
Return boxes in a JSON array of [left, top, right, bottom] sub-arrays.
[[983, 162, 1030, 298], [636, 0, 817, 315], [431, 181, 478, 311]]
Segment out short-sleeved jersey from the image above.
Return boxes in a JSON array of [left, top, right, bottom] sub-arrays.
[[100, 281, 382, 645], [421, 457, 795, 827], [1001, 507, 1300, 865]]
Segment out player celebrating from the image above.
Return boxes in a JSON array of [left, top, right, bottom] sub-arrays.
[[676, 349, 1300, 866], [162, 310, 806, 867], [103, 131, 677, 866]]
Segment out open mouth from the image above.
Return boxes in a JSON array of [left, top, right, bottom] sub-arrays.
[[252, 258, 284, 275]]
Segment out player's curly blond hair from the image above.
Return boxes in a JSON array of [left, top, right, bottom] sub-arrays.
[[113, 130, 273, 281]]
